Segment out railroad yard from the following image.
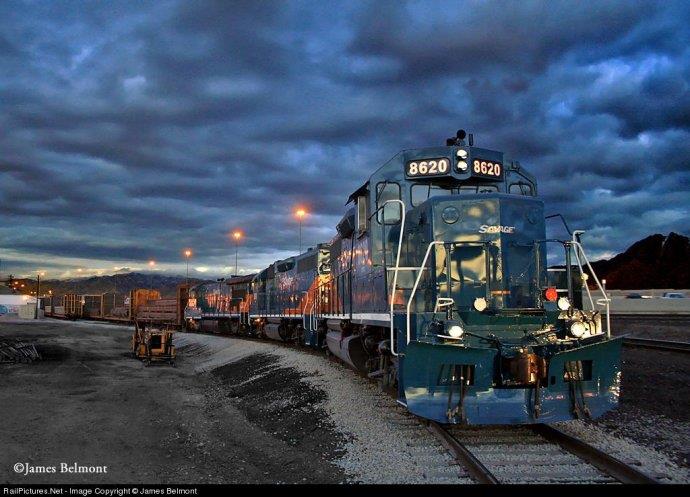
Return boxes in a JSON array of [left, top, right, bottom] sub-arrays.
[[1, 316, 688, 484]]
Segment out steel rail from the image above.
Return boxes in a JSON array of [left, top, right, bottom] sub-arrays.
[[623, 337, 690, 353], [428, 421, 659, 484], [531, 424, 659, 484], [426, 421, 499, 484]]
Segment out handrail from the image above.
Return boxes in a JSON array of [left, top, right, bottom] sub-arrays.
[[311, 300, 316, 334], [368, 199, 406, 357], [570, 238, 611, 338], [301, 291, 310, 332], [406, 241, 445, 347], [434, 297, 455, 313], [567, 234, 597, 314]]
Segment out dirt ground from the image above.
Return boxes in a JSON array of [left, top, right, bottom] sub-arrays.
[[1, 317, 688, 484], [0, 319, 345, 484], [612, 315, 689, 342]]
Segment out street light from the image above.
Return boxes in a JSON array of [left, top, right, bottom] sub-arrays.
[[148, 260, 156, 291], [35, 271, 45, 319], [295, 208, 307, 254], [217, 277, 225, 314], [184, 249, 192, 288], [232, 231, 242, 277]]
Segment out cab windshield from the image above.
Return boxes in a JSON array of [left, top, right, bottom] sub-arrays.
[[411, 184, 499, 206], [435, 243, 541, 310]]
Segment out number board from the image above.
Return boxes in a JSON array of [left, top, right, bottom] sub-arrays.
[[405, 158, 450, 177], [471, 159, 503, 179]]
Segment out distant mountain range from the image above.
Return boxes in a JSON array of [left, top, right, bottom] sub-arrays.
[[588, 232, 689, 290], [4, 272, 211, 298], [2, 232, 688, 296]]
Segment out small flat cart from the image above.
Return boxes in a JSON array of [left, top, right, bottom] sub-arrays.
[[131, 320, 176, 366]]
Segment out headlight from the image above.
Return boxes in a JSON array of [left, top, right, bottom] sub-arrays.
[[557, 297, 571, 311], [456, 160, 468, 171], [456, 149, 468, 159], [473, 297, 487, 312], [441, 206, 460, 224], [448, 325, 464, 338], [570, 321, 586, 338]]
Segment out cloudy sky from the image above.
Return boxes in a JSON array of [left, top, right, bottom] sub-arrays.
[[1, 0, 689, 279]]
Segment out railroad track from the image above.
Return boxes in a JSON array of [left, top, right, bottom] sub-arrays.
[[428, 422, 659, 484], [623, 337, 690, 353]]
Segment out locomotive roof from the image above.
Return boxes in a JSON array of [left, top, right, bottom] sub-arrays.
[[346, 142, 536, 203], [226, 274, 255, 285]]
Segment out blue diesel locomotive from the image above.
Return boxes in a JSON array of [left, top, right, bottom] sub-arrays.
[[186, 130, 621, 425]]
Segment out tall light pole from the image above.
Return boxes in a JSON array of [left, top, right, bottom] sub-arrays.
[[35, 271, 45, 319], [295, 208, 306, 254], [217, 277, 225, 314], [148, 260, 155, 291], [184, 249, 192, 288], [232, 231, 242, 277]]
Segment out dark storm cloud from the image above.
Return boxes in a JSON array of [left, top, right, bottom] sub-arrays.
[[1, 0, 689, 278]]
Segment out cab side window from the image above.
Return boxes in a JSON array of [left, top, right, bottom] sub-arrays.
[[376, 182, 401, 224], [356, 195, 368, 235], [509, 182, 534, 196]]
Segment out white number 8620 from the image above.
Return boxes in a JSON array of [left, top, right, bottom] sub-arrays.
[[408, 158, 449, 175]]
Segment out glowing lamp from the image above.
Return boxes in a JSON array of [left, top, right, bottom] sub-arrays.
[[545, 287, 558, 302]]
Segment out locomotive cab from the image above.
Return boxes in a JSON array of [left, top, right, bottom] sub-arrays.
[[351, 130, 622, 425]]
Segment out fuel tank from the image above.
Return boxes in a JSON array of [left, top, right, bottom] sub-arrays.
[[264, 318, 286, 341], [326, 330, 368, 371]]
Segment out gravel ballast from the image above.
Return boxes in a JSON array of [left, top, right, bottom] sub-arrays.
[[175, 332, 688, 484], [175, 333, 469, 483]]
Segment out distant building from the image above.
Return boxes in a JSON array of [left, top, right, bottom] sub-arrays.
[[0, 284, 36, 314]]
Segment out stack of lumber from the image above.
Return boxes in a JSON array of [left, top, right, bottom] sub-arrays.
[[135, 298, 178, 323], [0, 339, 41, 363]]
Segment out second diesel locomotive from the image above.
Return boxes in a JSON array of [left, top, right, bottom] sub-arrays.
[[186, 130, 621, 425]]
